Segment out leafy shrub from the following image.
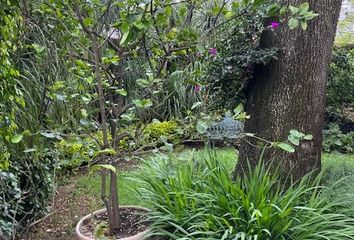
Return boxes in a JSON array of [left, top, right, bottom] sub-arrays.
[[55, 130, 116, 169], [327, 48, 354, 108], [137, 152, 354, 240], [0, 148, 58, 237], [206, 11, 277, 110], [323, 123, 354, 153], [55, 137, 93, 169], [144, 120, 182, 144], [0, 171, 22, 237]]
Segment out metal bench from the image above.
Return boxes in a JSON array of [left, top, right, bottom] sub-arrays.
[[206, 115, 244, 140]]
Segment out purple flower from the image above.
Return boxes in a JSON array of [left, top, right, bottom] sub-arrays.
[[270, 21, 280, 29], [194, 84, 201, 92], [209, 47, 217, 57]]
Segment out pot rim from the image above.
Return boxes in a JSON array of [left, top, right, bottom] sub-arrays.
[[75, 205, 150, 240]]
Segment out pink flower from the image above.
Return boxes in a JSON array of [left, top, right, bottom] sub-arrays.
[[209, 47, 217, 57], [270, 21, 280, 29], [194, 85, 201, 92]]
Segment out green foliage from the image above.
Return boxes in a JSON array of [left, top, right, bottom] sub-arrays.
[[323, 123, 354, 153], [0, 171, 21, 237], [55, 137, 98, 169], [0, 148, 58, 236], [0, 0, 23, 170], [144, 120, 182, 144], [287, 3, 319, 30], [206, 11, 278, 110], [327, 48, 354, 108], [206, 1, 319, 110], [137, 152, 354, 240], [136, 66, 203, 121]]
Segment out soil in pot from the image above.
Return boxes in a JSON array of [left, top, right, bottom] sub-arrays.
[[80, 208, 149, 239]]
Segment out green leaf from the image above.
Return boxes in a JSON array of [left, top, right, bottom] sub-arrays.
[[31, 43, 45, 54], [120, 31, 129, 45], [11, 134, 23, 143], [304, 134, 313, 140], [90, 164, 117, 174], [191, 102, 202, 110], [23, 148, 37, 153], [233, 104, 244, 116], [288, 135, 300, 146], [132, 99, 153, 108], [93, 148, 117, 158], [305, 12, 319, 20], [116, 89, 127, 96], [299, 2, 309, 13], [289, 5, 298, 14], [289, 129, 305, 138], [102, 56, 120, 64], [300, 21, 308, 30], [136, 78, 150, 87], [83, 17, 93, 26], [81, 109, 88, 118], [288, 18, 299, 29], [40, 131, 62, 139], [22, 129, 31, 136], [266, 3, 279, 15], [121, 113, 133, 121], [276, 143, 295, 153], [196, 121, 208, 134], [279, 6, 288, 15], [133, 21, 145, 30]]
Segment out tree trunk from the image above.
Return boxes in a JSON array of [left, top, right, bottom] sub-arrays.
[[235, 0, 342, 180]]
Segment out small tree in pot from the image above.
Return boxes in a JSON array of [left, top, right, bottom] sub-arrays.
[[66, 0, 216, 236]]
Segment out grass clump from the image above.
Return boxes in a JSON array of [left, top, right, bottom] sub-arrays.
[[136, 150, 354, 240]]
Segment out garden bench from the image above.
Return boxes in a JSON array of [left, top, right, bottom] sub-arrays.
[[206, 116, 244, 141]]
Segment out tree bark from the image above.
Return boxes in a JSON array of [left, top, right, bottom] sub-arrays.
[[235, 0, 342, 180]]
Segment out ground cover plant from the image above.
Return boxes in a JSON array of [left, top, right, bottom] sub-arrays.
[[61, 149, 354, 240], [136, 150, 354, 240]]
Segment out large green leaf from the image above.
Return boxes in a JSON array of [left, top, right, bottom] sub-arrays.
[[93, 148, 117, 158], [90, 164, 117, 174], [133, 99, 153, 108], [276, 142, 295, 153], [10, 134, 23, 143]]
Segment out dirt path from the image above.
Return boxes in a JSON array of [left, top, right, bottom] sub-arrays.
[[22, 160, 143, 240], [23, 174, 100, 240]]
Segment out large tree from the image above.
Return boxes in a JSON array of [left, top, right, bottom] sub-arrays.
[[235, 0, 343, 180]]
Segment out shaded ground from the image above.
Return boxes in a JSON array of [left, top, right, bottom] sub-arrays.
[[23, 159, 140, 240], [24, 172, 101, 240]]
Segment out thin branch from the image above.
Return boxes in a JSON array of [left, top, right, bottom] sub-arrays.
[[213, 0, 228, 27], [202, 10, 248, 39]]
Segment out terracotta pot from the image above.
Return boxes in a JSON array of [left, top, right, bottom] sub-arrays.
[[76, 205, 150, 240]]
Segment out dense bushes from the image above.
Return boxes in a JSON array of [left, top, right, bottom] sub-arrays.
[[137, 152, 354, 239], [323, 47, 354, 152], [327, 47, 354, 108], [323, 123, 354, 153], [0, 148, 57, 237], [144, 120, 182, 144]]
